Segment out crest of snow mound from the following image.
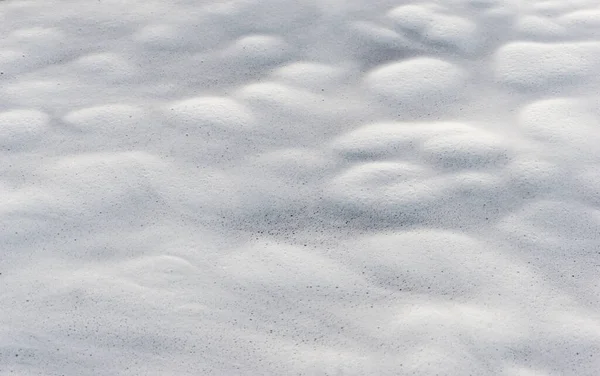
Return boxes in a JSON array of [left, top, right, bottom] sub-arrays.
[[518, 97, 600, 161], [219, 240, 366, 295], [331, 121, 511, 169], [345, 229, 542, 300], [0, 108, 49, 146], [165, 96, 255, 130], [494, 42, 600, 90], [223, 34, 291, 66], [365, 57, 467, 106], [387, 4, 480, 53], [325, 161, 440, 218], [271, 61, 347, 90], [71, 52, 137, 82], [63, 104, 147, 132], [234, 81, 354, 120], [39, 151, 166, 214]]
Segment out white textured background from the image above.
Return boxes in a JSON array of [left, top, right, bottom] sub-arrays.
[[1, 0, 600, 375]]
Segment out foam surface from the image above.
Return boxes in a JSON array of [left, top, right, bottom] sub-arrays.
[[2, 0, 600, 375]]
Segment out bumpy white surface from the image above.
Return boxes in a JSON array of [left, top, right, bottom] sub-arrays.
[[1, 0, 600, 375]]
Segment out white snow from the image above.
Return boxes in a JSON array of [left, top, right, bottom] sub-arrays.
[[1, 0, 600, 375], [494, 41, 600, 90], [366, 57, 467, 107]]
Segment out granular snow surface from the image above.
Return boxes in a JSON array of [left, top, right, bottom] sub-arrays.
[[1, 0, 600, 375]]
